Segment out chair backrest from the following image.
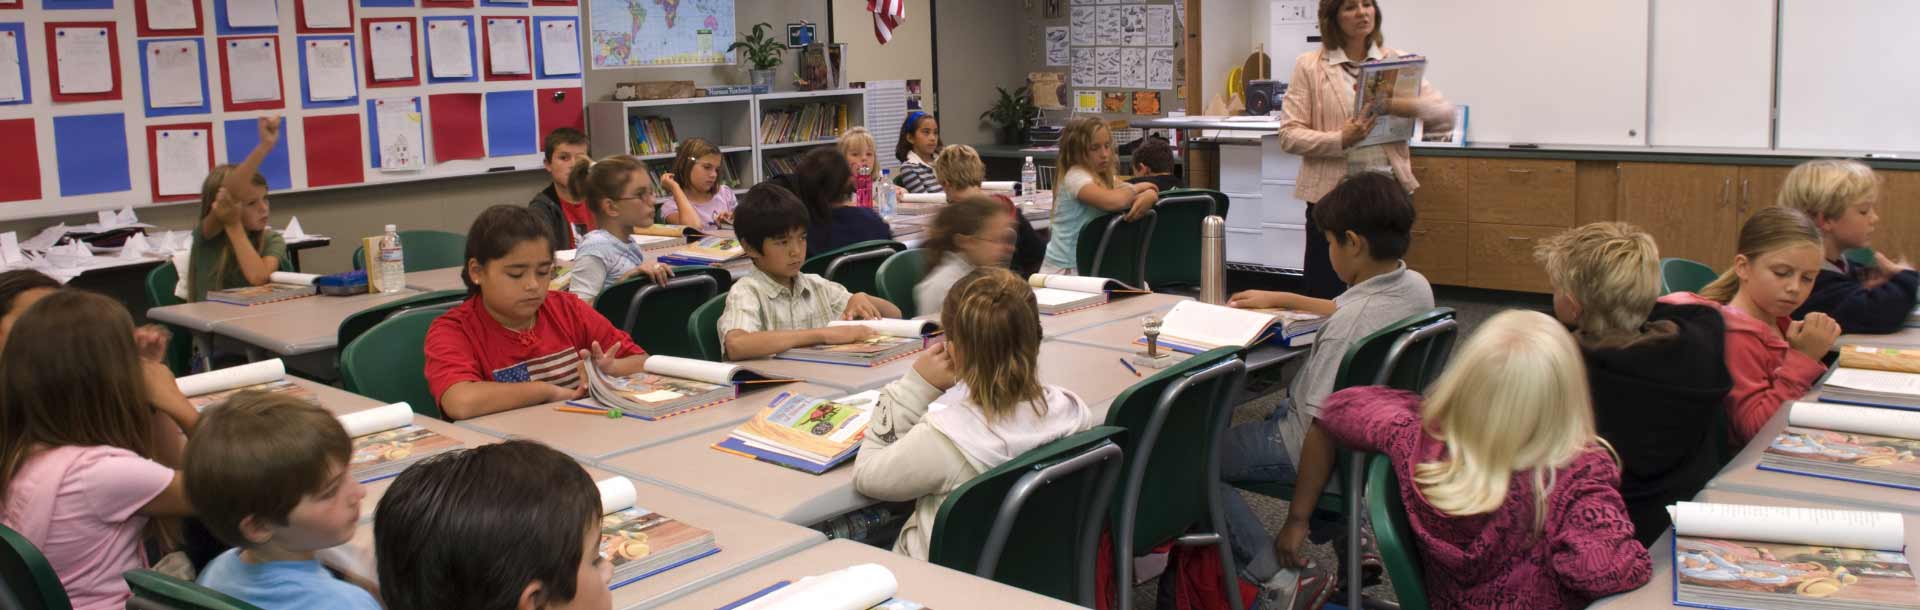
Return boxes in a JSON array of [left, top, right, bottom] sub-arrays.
[[124, 570, 265, 610], [687, 293, 729, 362], [873, 248, 930, 318], [143, 264, 195, 375], [1333, 308, 1460, 393], [350, 230, 469, 273], [802, 240, 906, 296], [335, 289, 467, 358], [0, 523, 69, 610], [1659, 257, 1717, 296], [1365, 454, 1430, 610], [1145, 190, 1229, 290], [341, 307, 452, 418], [592, 267, 731, 338], [928, 426, 1127, 606], [1075, 210, 1158, 288], [1104, 347, 1247, 552], [618, 270, 727, 359]]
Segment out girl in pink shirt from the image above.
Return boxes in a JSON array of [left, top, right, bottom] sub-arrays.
[[0, 290, 200, 610]]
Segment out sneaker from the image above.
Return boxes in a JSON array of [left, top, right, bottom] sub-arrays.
[[1252, 561, 1337, 610]]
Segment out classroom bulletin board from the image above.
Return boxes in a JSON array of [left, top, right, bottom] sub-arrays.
[[1025, 0, 1184, 122], [0, 0, 587, 222]]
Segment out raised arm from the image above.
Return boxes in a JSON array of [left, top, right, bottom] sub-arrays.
[[222, 116, 280, 208]]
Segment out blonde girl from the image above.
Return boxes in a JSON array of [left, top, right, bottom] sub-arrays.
[[1661, 207, 1837, 442], [1318, 309, 1650, 608], [933, 144, 1045, 276], [659, 138, 738, 230], [188, 117, 284, 302], [1776, 159, 1918, 333], [1042, 117, 1159, 275], [565, 155, 675, 303], [854, 268, 1093, 559], [840, 127, 898, 208]]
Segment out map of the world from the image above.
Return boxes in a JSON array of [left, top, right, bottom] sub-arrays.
[[590, 0, 736, 68]]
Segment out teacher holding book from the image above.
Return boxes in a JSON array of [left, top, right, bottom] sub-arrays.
[[1278, 0, 1454, 298]]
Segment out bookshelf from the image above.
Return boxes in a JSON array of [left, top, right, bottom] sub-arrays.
[[752, 89, 867, 184], [587, 89, 868, 187]]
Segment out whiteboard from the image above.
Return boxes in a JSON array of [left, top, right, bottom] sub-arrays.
[[1777, 0, 1920, 153], [1648, 0, 1774, 148], [1389, 0, 1650, 146]]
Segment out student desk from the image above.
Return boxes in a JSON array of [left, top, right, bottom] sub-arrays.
[[830, 340, 1147, 419], [1705, 400, 1920, 513], [1053, 310, 1311, 375], [148, 266, 467, 364], [455, 382, 844, 463], [298, 377, 388, 416], [729, 352, 922, 393], [661, 539, 1085, 610], [1041, 293, 1186, 337], [1837, 326, 1920, 349]]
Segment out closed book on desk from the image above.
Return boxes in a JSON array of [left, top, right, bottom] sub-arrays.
[[632, 233, 683, 251], [1759, 401, 1920, 491], [342, 403, 465, 483], [1838, 345, 1920, 375], [1670, 501, 1918, 610], [594, 477, 719, 588], [1818, 366, 1920, 410], [1132, 300, 1326, 354], [774, 320, 936, 367], [177, 359, 319, 411], [205, 282, 317, 306], [714, 390, 879, 474], [655, 237, 746, 265], [720, 564, 924, 610]]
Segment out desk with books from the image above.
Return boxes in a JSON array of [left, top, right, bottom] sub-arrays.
[[1039, 292, 1187, 337], [728, 352, 921, 393], [147, 266, 468, 364], [1707, 399, 1920, 513], [603, 425, 867, 527], [661, 539, 1085, 610], [1838, 326, 1920, 349], [456, 382, 845, 463]]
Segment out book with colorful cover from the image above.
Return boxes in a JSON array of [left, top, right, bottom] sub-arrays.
[[594, 477, 719, 588], [714, 390, 879, 474], [1671, 501, 1919, 610], [342, 403, 465, 483], [1351, 56, 1427, 148], [573, 357, 741, 420], [1132, 300, 1327, 354], [205, 282, 318, 306], [1758, 401, 1920, 491], [656, 237, 747, 265], [188, 379, 319, 412]]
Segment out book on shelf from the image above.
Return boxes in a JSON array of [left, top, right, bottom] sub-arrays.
[[594, 477, 719, 588], [342, 402, 465, 483], [764, 153, 801, 177], [1669, 501, 1918, 610], [1759, 400, 1920, 491], [570, 355, 794, 420], [205, 282, 317, 306], [1351, 56, 1427, 148], [177, 359, 319, 412], [655, 237, 747, 266], [1026, 273, 1146, 315], [1133, 300, 1327, 354], [718, 563, 925, 610], [713, 390, 880, 474], [628, 115, 679, 156], [773, 319, 939, 367], [1818, 363, 1920, 411], [761, 102, 850, 145]]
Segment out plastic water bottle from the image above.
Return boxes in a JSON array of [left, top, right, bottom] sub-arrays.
[[378, 224, 405, 293], [876, 169, 897, 220], [1020, 155, 1039, 197]]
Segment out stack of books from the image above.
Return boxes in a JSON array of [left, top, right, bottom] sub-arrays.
[[1759, 400, 1920, 491], [1819, 346, 1920, 410], [628, 116, 679, 156], [760, 103, 850, 145], [1135, 300, 1327, 353], [341, 402, 465, 483], [774, 319, 938, 367], [656, 237, 747, 266], [177, 359, 317, 412], [631, 233, 683, 251], [714, 390, 881, 474], [571, 355, 793, 420], [205, 282, 317, 306], [1669, 501, 1917, 610], [594, 477, 720, 588], [764, 153, 802, 177]]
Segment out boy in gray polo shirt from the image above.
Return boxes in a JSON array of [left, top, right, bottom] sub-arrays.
[[1218, 172, 1434, 601]]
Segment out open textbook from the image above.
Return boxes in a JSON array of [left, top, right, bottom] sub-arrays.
[[714, 390, 880, 474], [594, 477, 719, 589], [205, 278, 318, 306], [1818, 361, 1920, 411], [176, 359, 318, 412], [1670, 501, 1918, 610], [774, 320, 938, 367], [571, 356, 795, 420], [1352, 56, 1428, 148], [1133, 300, 1326, 354], [720, 564, 926, 610], [1760, 401, 1920, 491], [342, 403, 464, 483], [1027, 273, 1145, 315]]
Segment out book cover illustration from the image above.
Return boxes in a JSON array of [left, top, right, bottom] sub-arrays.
[[598, 508, 711, 571], [1766, 428, 1920, 470], [350, 426, 463, 474], [1675, 536, 1920, 607], [739, 391, 875, 459], [189, 379, 318, 412], [599, 374, 726, 406], [805, 335, 917, 355]]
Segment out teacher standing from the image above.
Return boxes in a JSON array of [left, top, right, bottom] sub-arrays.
[[1278, 0, 1453, 298]]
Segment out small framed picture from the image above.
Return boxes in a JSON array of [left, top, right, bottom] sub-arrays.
[[1411, 104, 1469, 147]]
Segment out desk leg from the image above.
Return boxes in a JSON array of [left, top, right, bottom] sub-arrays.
[[287, 248, 302, 272], [244, 345, 269, 363], [1347, 458, 1364, 610], [192, 332, 214, 372]]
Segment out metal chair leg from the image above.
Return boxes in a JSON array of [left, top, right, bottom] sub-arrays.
[[1347, 457, 1365, 610]]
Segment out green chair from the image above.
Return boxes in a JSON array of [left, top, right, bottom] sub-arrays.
[[124, 570, 265, 610], [336, 289, 467, 362], [1659, 257, 1717, 295], [873, 249, 930, 318], [688, 293, 729, 362], [928, 426, 1127, 606], [143, 263, 195, 376], [341, 307, 453, 418], [802, 240, 906, 297], [1366, 454, 1430, 610], [349, 230, 468, 273], [597, 268, 730, 359], [0, 523, 69, 610], [1075, 210, 1158, 289], [1106, 347, 1248, 610], [1145, 190, 1230, 292]]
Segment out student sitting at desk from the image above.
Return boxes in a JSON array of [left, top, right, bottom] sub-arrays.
[[190, 117, 285, 302], [915, 196, 1016, 317], [424, 205, 649, 421], [894, 111, 943, 193], [189, 392, 377, 610], [1779, 159, 1920, 334], [855, 268, 1093, 560], [716, 185, 899, 361], [1125, 137, 1185, 193], [529, 127, 594, 250], [564, 155, 675, 303], [1041, 117, 1158, 276], [374, 440, 612, 610], [0, 269, 60, 351], [659, 138, 739, 231], [791, 148, 892, 257], [931, 145, 1045, 276]]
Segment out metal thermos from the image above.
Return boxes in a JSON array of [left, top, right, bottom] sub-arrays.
[[1201, 215, 1227, 305]]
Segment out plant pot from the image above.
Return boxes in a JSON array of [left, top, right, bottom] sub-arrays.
[[996, 125, 1026, 146], [749, 69, 775, 93]]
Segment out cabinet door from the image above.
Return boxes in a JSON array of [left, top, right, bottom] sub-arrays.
[[1409, 156, 1471, 222], [1467, 223, 1561, 293], [1406, 219, 1468, 287], [1875, 169, 1920, 261], [1619, 162, 1740, 270], [1468, 159, 1577, 227], [1737, 165, 1794, 226]]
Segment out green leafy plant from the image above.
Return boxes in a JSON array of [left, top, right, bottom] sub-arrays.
[[728, 22, 786, 71], [981, 86, 1037, 128]]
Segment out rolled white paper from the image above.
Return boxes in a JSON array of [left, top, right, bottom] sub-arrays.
[[336, 403, 413, 438], [1790, 400, 1920, 440], [269, 271, 320, 286], [899, 193, 947, 204], [982, 181, 1018, 192], [176, 359, 285, 397], [736, 563, 899, 610], [1669, 502, 1906, 552], [596, 476, 637, 515]]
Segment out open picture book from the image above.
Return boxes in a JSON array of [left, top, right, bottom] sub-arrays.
[[1352, 56, 1428, 148], [635, 224, 706, 241], [1819, 347, 1920, 410], [1760, 401, 1920, 491], [340, 403, 464, 483], [655, 236, 747, 266], [1670, 501, 1918, 610], [714, 390, 880, 475], [1027, 273, 1144, 315], [177, 359, 319, 412], [205, 281, 318, 306], [774, 320, 938, 367], [1134, 300, 1327, 354], [594, 477, 719, 589], [571, 356, 795, 420], [720, 564, 926, 610]]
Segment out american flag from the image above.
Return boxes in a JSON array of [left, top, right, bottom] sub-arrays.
[[868, 0, 905, 45], [490, 348, 582, 389]]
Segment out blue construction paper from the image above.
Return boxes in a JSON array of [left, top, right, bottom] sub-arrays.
[[44, 0, 115, 9], [222, 118, 291, 190], [53, 114, 132, 196], [0, 24, 28, 106], [484, 90, 536, 157], [358, 0, 413, 6], [531, 16, 578, 80], [213, 0, 278, 36], [365, 96, 421, 168], [422, 16, 477, 84], [138, 38, 211, 118], [295, 35, 357, 109]]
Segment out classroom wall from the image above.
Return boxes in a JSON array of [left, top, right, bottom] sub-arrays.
[[832, 0, 934, 118], [1198, 0, 1252, 110], [933, 0, 1025, 147], [583, 0, 833, 102]]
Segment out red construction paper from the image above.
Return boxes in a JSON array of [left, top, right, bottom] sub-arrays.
[[44, 22, 123, 103], [536, 87, 583, 136], [0, 119, 41, 203], [428, 93, 485, 162], [294, 0, 354, 33], [480, 15, 530, 82], [145, 122, 215, 203], [303, 114, 364, 187], [422, 0, 473, 7], [217, 36, 285, 111], [136, 0, 205, 37], [532, 0, 576, 6], [360, 17, 420, 89]]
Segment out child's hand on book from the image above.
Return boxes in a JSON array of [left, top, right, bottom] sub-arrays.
[[821, 324, 876, 345], [545, 381, 586, 402], [715, 210, 735, 226], [1787, 312, 1841, 360], [843, 293, 884, 321], [1227, 290, 1286, 310], [912, 343, 958, 391]]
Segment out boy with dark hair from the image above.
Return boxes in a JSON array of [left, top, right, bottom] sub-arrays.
[[530, 127, 593, 250], [1216, 171, 1435, 606], [1125, 138, 1184, 192], [188, 392, 378, 610], [717, 185, 901, 360]]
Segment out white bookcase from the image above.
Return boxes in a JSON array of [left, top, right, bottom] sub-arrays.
[[587, 88, 868, 187], [752, 89, 868, 183]]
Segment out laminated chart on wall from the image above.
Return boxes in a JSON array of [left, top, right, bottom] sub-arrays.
[[368, 96, 425, 171], [0, 119, 41, 203], [0, 26, 26, 105], [140, 38, 209, 116], [483, 16, 529, 79], [47, 23, 120, 101], [138, 0, 205, 36], [427, 92, 484, 162], [219, 36, 282, 109], [52, 113, 132, 197], [146, 125, 213, 201], [363, 18, 418, 86], [223, 118, 291, 190], [534, 16, 578, 77], [299, 36, 357, 107], [296, 0, 353, 32], [424, 16, 476, 82]]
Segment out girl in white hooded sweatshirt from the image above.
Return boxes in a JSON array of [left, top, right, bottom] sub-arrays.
[[853, 267, 1094, 559]]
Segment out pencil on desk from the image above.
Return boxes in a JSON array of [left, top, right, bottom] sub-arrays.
[[1119, 358, 1142, 377], [554, 406, 610, 416]]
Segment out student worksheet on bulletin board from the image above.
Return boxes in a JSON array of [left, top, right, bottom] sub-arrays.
[[0, 0, 587, 222]]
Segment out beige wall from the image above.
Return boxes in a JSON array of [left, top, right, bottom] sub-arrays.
[[833, 0, 936, 119], [934, 0, 1026, 147]]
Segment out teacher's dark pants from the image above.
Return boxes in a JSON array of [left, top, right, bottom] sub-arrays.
[[1301, 203, 1346, 299]]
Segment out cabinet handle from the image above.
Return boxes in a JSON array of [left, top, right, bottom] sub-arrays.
[[1719, 178, 1732, 208], [1740, 178, 1751, 216], [1506, 236, 1531, 242], [1506, 168, 1534, 174]]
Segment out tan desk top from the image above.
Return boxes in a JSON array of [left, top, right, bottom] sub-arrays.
[[1039, 292, 1186, 337], [660, 539, 1085, 610], [354, 417, 508, 518], [1837, 326, 1920, 349], [457, 382, 843, 463], [729, 350, 921, 393], [145, 266, 465, 334], [213, 289, 443, 356], [300, 377, 387, 416], [1706, 401, 1920, 513], [602, 425, 865, 527], [404, 266, 466, 292], [1031, 340, 1141, 421]]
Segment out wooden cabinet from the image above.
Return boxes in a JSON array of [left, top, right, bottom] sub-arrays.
[[1736, 165, 1793, 225], [1468, 159, 1577, 227], [1874, 169, 1920, 261], [1405, 220, 1468, 286], [1619, 162, 1741, 270], [1410, 157, 1471, 222], [1467, 224, 1562, 293]]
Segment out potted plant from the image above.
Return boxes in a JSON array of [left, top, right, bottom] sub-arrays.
[[981, 86, 1038, 146], [729, 22, 786, 93]]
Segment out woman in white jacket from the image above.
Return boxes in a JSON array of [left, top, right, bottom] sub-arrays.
[[853, 268, 1094, 559]]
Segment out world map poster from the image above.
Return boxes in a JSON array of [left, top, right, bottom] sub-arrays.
[[590, 0, 736, 68]]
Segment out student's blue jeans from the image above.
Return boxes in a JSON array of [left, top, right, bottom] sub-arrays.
[[1216, 398, 1344, 584]]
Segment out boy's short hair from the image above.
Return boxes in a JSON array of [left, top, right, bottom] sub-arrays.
[[542, 128, 588, 163], [932, 145, 985, 191], [734, 184, 810, 254], [1534, 222, 1660, 336], [374, 440, 599, 610], [184, 391, 353, 548], [1778, 159, 1877, 222], [1131, 138, 1175, 174], [1311, 172, 1415, 261]]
